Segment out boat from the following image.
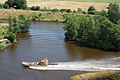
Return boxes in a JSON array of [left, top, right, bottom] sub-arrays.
[[22, 57, 57, 67]]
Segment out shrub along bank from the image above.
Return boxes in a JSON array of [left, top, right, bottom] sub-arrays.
[[64, 3, 120, 51], [0, 14, 31, 51]]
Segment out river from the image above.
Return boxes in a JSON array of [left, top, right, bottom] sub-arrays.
[[1, 22, 120, 80]]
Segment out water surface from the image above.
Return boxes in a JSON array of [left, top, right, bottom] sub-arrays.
[[1, 22, 120, 80]]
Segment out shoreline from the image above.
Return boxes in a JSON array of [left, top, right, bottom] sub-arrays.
[[71, 71, 120, 80], [0, 19, 65, 23]]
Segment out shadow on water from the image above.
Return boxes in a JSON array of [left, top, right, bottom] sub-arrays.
[[65, 41, 120, 60]]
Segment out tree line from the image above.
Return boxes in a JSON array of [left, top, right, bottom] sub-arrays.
[[4, 14, 31, 43], [64, 3, 120, 51], [0, 0, 99, 14]]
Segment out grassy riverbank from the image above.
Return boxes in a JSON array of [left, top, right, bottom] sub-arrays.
[[0, 9, 65, 22], [71, 71, 120, 80]]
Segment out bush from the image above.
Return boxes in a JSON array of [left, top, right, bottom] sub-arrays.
[[73, 10, 76, 13], [4, 32, 16, 43], [17, 14, 32, 33], [64, 15, 120, 51], [0, 4, 3, 9], [77, 8, 82, 13], [99, 10, 107, 17], [3, 4, 9, 9], [8, 14, 32, 33], [107, 3, 120, 24], [82, 11, 87, 14], [88, 6, 96, 12], [36, 6, 40, 10], [66, 9, 72, 13], [117, 20, 120, 25], [52, 9, 58, 12], [4, 0, 27, 9], [38, 13, 42, 16], [31, 6, 36, 10], [88, 6, 96, 14], [88, 11, 96, 15], [31, 6, 40, 11], [60, 9, 67, 13], [41, 7, 48, 11], [0, 43, 7, 50]]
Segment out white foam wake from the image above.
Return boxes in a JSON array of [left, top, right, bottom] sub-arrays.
[[29, 58, 120, 71]]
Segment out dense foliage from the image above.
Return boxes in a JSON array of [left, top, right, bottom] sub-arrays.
[[107, 3, 120, 24], [0, 4, 3, 9], [4, 0, 27, 9], [77, 8, 82, 13], [87, 6, 96, 15], [31, 6, 40, 11], [4, 32, 16, 43], [8, 14, 32, 33], [64, 3, 120, 51], [64, 15, 120, 51], [3, 14, 31, 43]]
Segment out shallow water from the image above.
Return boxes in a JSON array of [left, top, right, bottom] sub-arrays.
[[1, 22, 120, 80]]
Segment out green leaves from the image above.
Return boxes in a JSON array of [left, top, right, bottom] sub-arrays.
[[107, 3, 120, 24], [64, 15, 80, 41], [4, 32, 16, 43], [64, 14, 120, 51], [4, 0, 27, 9], [8, 14, 31, 33], [88, 6, 96, 15]]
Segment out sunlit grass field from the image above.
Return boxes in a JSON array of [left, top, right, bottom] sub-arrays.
[[0, 9, 65, 21], [0, 0, 119, 4], [0, 0, 109, 11], [57, 0, 120, 3]]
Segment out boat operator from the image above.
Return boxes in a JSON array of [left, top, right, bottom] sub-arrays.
[[39, 57, 48, 66]]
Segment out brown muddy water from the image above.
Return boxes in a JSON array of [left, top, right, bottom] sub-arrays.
[[1, 22, 120, 80]]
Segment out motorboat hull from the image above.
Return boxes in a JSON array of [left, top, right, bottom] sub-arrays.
[[22, 62, 57, 67]]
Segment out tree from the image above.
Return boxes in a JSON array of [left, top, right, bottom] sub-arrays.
[[64, 15, 80, 40], [0, 4, 3, 9], [117, 20, 120, 25], [107, 3, 120, 24], [99, 10, 107, 17], [88, 6, 96, 15], [4, 32, 16, 43], [77, 8, 82, 13], [31, 6, 36, 10], [4, 0, 27, 9], [64, 15, 120, 51], [31, 6, 40, 11], [18, 14, 31, 33], [36, 6, 40, 10], [88, 6, 96, 12], [66, 9, 71, 13], [8, 14, 31, 33], [52, 9, 58, 12], [60, 9, 67, 13], [3, 4, 9, 9]]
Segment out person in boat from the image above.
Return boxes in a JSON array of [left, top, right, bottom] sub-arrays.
[[39, 57, 48, 66]]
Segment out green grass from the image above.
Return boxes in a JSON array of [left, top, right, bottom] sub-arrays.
[[71, 71, 120, 80], [57, 0, 120, 3]]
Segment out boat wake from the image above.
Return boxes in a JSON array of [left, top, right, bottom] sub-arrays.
[[29, 57, 120, 71]]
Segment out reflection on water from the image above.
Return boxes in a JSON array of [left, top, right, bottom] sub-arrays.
[[65, 41, 120, 60], [0, 22, 120, 80]]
